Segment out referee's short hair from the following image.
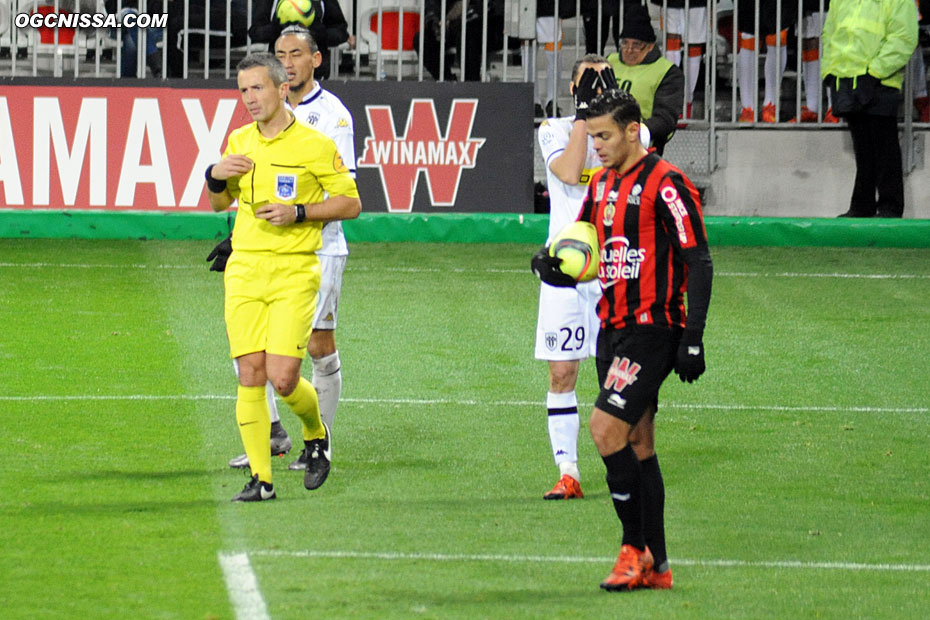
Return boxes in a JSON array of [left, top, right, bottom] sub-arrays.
[[588, 89, 642, 128], [237, 52, 288, 87], [278, 25, 319, 54]]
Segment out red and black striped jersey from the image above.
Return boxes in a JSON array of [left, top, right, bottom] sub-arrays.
[[578, 152, 708, 330]]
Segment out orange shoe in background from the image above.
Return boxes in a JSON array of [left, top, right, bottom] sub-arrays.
[[761, 103, 777, 123], [600, 545, 654, 591], [739, 106, 755, 122], [543, 474, 584, 500], [823, 108, 840, 123], [789, 106, 818, 123], [642, 566, 674, 589]]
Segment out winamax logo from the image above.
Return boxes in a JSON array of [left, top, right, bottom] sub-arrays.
[[357, 99, 486, 213]]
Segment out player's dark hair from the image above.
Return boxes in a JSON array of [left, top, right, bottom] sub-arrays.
[[278, 25, 319, 54], [237, 52, 288, 87], [588, 89, 641, 128], [571, 53, 610, 83]]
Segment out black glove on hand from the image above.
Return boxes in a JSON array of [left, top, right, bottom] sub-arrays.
[[674, 328, 706, 383], [598, 66, 618, 91], [531, 246, 577, 288], [206, 235, 232, 272], [573, 67, 601, 121]]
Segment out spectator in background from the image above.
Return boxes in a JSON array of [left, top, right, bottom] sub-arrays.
[[789, 0, 839, 123], [533, 0, 578, 116], [651, 0, 707, 119], [166, 0, 250, 77], [607, 4, 684, 155], [249, 0, 350, 80], [414, 0, 505, 81], [104, 0, 164, 77], [736, 0, 797, 122], [822, 0, 918, 218], [581, 0, 621, 55]]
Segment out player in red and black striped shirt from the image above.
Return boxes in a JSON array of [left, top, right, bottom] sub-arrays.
[[535, 88, 713, 591]]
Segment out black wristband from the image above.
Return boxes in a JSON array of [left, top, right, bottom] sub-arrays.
[[294, 204, 306, 223], [205, 164, 227, 193]]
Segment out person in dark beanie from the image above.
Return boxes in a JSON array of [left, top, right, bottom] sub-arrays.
[[606, 5, 684, 156]]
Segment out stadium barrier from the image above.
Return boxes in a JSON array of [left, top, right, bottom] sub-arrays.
[[2, 209, 929, 248]]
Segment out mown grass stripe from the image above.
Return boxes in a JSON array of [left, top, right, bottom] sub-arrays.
[[0, 393, 925, 414]]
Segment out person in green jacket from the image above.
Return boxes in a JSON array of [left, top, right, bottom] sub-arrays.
[[822, 0, 918, 218], [607, 4, 684, 156]]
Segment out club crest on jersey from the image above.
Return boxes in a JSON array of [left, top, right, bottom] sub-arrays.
[[603, 356, 641, 394], [603, 202, 616, 226], [307, 112, 320, 126], [545, 332, 558, 351], [275, 174, 297, 200]]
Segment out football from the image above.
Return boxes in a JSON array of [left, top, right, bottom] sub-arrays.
[[548, 221, 600, 282], [276, 0, 316, 26]]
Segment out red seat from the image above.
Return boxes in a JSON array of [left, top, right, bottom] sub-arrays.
[[368, 11, 420, 51]]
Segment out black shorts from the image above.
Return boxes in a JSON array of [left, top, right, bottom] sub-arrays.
[[595, 326, 680, 425]]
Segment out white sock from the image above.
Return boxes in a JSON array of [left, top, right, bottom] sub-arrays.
[[545, 50, 559, 110], [803, 59, 820, 110], [312, 351, 342, 429], [547, 391, 580, 480], [763, 45, 786, 106], [687, 54, 702, 102], [912, 49, 928, 98], [265, 380, 281, 423], [666, 49, 682, 66], [738, 47, 755, 109]]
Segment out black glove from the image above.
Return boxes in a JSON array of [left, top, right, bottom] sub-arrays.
[[598, 66, 618, 91], [531, 246, 577, 288], [573, 67, 601, 121], [206, 235, 232, 272], [674, 328, 706, 383]]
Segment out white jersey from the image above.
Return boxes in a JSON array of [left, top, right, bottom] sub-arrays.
[[537, 116, 604, 243], [288, 83, 357, 257]]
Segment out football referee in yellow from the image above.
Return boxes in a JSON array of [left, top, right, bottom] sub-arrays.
[[206, 53, 361, 502]]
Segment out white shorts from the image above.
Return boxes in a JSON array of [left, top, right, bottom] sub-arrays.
[[661, 7, 708, 44], [534, 280, 601, 361], [799, 12, 825, 39], [313, 254, 346, 330], [536, 17, 563, 45]]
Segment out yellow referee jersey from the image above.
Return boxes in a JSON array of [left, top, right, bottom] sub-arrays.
[[224, 117, 359, 255]]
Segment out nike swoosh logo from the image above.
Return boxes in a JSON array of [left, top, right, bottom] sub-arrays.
[[260, 485, 275, 500], [322, 423, 332, 461], [238, 421, 258, 427], [610, 492, 631, 501], [297, 344, 307, 350]]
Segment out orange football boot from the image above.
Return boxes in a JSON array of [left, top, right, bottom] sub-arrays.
[[543, 474, 584, 500], [600, 545, 654, 591], [761, 102, 777, 123], [643, 566, 673, 589]]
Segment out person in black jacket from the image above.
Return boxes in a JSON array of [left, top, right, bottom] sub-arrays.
[[249, 0, 350, 79], [413, 0, 505, 81]]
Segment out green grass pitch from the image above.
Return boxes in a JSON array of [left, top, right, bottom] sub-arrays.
[[0, 239, 928, 619]]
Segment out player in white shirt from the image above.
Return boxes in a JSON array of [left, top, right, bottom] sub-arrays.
[[226, 25, 357, 471], [535, 56, 649, 500]]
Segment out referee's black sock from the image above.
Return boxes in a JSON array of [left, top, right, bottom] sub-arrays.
[[603, 445, 646, 550], [640, 453, 668, 571]]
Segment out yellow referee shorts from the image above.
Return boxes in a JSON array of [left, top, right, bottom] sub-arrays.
[[223, 251, 321, 359]]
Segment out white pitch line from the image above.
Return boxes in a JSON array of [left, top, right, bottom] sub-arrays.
[[247, 549, 930, 573], [0, 393, 925, 414], [218, 552, 271, 620]]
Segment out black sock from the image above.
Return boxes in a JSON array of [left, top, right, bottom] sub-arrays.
[[602, 445, 645, 550], [640, 454, 668, 571]]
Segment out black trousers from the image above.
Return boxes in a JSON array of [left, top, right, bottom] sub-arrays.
[[581, 1, 620, 55], [846, 113, 904, 217]]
